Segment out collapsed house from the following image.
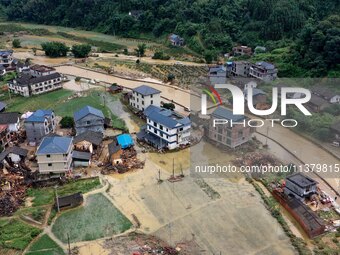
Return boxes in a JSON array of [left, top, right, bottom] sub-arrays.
[[0, 146, 28, 165]]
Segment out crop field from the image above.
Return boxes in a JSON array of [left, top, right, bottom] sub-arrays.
[[0, 218, 41, 251], [26, 234, 64, 255], [52, 193, 132, 243]]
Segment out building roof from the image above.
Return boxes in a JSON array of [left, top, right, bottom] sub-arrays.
[[73, 131, 103, 146], [255, 61, 275, 70], [37, 136, 73, 155], [0, 112, 20, 125], [25, 109, 53, 123], [0, 101, 6, 111], [74, 106, 104, 122], [108, 141, 122, 156], [72, 151, 91, 160], [55, 193, 83, 208], [0, 50, 13, 57], [30, 64, 55, 73], [211, 106, 246, 122], [133, 85, 161, 96], [286, 173, 317, 188], [0, 124, 7, 133], [109, 84, 122, 91], [209, 65, 226, 75], [0, 65, 5, 71], [117, 134, 134, 149], [0, 146, 28, 161], [144, 105, 191, 129], [311, 86, 338, 100], [14, 72, 61, 87]]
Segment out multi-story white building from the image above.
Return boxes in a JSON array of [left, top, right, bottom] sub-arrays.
[[249, 61, 278, 82], [8, 65, 63, 97], [140, 105, 191, 150], [130, 85, 161, 111], [36, 136, 73, 175]]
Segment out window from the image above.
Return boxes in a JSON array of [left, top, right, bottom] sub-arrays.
[[86, 121, 91, 125], [151, 100, 153, 105], [48, 163, 52, 167], [160, 125, 163, 130], [142, 101, 144, 105], [46, 154, 51, 158]]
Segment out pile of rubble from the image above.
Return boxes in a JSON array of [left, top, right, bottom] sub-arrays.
[[102, 147, 145, 174], [233, 152, 280, 168], [102, 232, 200, 255], [0, 170, 27, 217]]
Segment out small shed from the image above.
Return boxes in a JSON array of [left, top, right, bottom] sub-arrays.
[[108, 84, 123, 94], [117, 134, 134, 149], [73, 131, 103, 153], [72, 150, 92, 167], [55, 193, 84, 210], [108, 141, 123, 165]]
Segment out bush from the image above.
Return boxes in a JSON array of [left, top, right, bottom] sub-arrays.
[[162, 102, 175, 110], [12, 38, 21, 48], [60, 116, 74, 128], [41, 41, 69, 57], [71, 44, 91, 58], [152, 51, 171, 60]]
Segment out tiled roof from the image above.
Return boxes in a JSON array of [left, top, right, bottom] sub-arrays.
[[14, 72, 61, 87], [37, 136, 73, 155], [211, 106, 246, 122], [25, 109, 53, 123], [108, 141, 121, 156], [144, 105, 191, 129], [255, 61, 275, 70], [133, 85, 161, 96], [74, 106, 104, 122], [73, 131, 103, 146], [0, 146, 28, 161], [0, 112, 20, 124], [72, 151, 91, 160]]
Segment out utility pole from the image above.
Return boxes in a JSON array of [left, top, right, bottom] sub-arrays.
[[67, 233, 71, 255]]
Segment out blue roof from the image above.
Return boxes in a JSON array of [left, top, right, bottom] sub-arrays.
[[211, 107, 246, 122], [74, 106, 104, 122], [256, 61, 275, 70], [133, 85, 161, 96], [0, 50, 13, 57], [37, 136, 73, 154], [144, 105, 191, 129], [117, 134, 134, 149], [26, 109, 53, 123]]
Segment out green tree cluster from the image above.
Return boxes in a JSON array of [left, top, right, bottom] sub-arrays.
[[41, 41, 68, 57]]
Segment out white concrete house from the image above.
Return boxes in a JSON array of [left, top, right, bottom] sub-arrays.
[[36, 136, 73, 175], [140, 105, 191, 150], [130, 85, 161, 111]]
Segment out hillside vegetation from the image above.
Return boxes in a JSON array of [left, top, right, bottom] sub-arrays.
[[0, 0, 339, 76]]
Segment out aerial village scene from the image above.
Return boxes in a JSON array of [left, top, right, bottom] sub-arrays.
[[0, 20, 339, 255]]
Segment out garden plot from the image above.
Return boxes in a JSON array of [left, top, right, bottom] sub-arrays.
[[52, 193, 132, 243], [27, 234, 64, 255]]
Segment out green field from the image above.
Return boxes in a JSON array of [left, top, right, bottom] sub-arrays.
[[27, 234, 64, 255], [0, 218, 41, 250], [4, 89, 126, 129], [27, 178, 101, 207], [52, 193, 132, 243]]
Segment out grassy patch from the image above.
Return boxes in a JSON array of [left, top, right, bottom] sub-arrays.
[[5, 89, 73, 113], [15, 206, 47, 223], [27, 177, 101, 207], [0, 218, 41, 250], [27, 234, 64, 255], [54, 90, 109, 117], [52, 193, 132, 243]]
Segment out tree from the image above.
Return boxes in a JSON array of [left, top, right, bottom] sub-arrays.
[[152, 51, 170, 60], [60, 116, 74, 128], [12, 38, 21, 48], [162, 102, 175, 110], [41, 42, 69, 57], [134, 43, 146, 57], [71, 44, 91, 58]]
